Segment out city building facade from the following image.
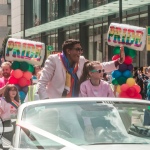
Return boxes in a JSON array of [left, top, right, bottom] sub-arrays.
[[11, 0, 150, 67], [0, 0, 11, 52]]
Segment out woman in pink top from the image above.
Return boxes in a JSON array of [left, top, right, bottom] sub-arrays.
[[79, 61, 114, 97], [0, 84, 20, 121]]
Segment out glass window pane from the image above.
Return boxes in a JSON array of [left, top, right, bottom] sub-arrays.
[[88, 0, 108, 9], [89, 25, 94, 60], [7, 15, 11, 26], [7, 0, 11, 4], [33, 0, 41, 26], [48, 0, 58, 21], [93, 25, 102, 61], [65, 0, 79, 16]]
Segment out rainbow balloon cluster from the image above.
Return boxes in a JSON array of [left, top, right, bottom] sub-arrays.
[[8, 61, 34, 103], [111, 46, 142, 99]]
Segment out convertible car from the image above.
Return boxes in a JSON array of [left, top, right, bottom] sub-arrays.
[[8, 98, 150, 150]]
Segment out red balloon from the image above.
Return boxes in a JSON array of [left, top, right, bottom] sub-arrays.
[[119, 91, 129, 98], [12, 69, 23, 79], [18, 77, 28, 87], [27, 80, 31, 86], [126, 87, 137, 98], [124, 56, 132, 65], [120, 84, 129, 92], [8, 76, 18, 84], [135, 94, 142, 100], [132, 84, 141, 93], [23, 71, 32, 80], [112, 55, 120, 61]]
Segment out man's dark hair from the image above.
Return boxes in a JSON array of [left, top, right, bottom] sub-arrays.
[[62, 39, 80, 55]]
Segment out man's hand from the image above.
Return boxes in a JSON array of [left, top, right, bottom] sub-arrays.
[[119, 46, 125, 64]]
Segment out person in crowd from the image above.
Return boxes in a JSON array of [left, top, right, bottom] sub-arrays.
[[0, 67, 3, 78], [146, 66, 150, 79], [37, 39, 125, 99], [0, 56, 5, 66], [0, 84, 20, 142], [24, 70, 42, 102], [146, 67, 150, 100], [79, 61, 114, 97], [32, 65, 42, 85], [0, 62, 11, 88], [102, 72, 109, 82], [0, 84, 20, 120], [0, 62, 11, 96], [133, 67, 149, 99]]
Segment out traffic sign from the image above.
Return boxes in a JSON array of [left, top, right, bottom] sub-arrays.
[[47, 45, 53, 51]]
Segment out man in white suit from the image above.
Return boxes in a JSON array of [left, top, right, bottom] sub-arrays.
[[37, 39, 125, 99]]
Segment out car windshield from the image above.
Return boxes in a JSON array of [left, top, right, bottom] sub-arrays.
[[19, 101, 150, 149]]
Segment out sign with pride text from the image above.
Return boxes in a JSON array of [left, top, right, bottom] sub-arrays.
[[107, 23, 146, 51], [5, 38, 45, 65]]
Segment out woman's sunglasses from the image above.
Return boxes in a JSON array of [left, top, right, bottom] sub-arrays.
[[91, 69, 105, 73]]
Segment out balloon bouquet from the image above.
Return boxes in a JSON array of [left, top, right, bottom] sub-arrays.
[[107, 23, 147, 99], [5, 38, 45, 103]]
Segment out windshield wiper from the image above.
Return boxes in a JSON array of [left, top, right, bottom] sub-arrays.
[[21, 127, 44, 149]]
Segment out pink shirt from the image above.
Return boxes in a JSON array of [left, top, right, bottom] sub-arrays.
[[0, 77, 8, 88], [0, 98, 19, 121], [79, 80, 115, 97]]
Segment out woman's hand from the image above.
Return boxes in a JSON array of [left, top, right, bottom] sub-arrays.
[[119, 46, 125, 64]]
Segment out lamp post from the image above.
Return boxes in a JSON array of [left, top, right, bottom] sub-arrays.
[[119, 0, 122, 23], [23, 0, 25, 39]]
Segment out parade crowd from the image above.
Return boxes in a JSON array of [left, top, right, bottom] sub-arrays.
[[0, 39, 149, 123]]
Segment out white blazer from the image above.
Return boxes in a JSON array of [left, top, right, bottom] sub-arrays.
[[37, 54, 117, 99]]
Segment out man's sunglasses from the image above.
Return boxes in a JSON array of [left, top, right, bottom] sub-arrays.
[[91, 69, 105, 73], [73, 48, 83, 53]]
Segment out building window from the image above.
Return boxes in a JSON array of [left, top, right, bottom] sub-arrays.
[[7, 15, 11, 26], [48, 0, 58, 21], [33, 0, 41, 26], [7, 0, 11, 4], [66, 0, 79, 16]]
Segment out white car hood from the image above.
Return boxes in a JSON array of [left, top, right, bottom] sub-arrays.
[[61, 144, 150, 150]]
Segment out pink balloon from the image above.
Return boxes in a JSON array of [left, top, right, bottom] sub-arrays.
[[18, 77, 28, 87], [23, 71, 32, 80], [8, 76, 18, 84], [12, 69, 23, 79], [112, 55, 120, 61], [120, 84, 129, 92], [133, 84, 141, 93]]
